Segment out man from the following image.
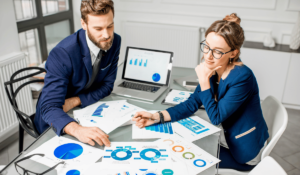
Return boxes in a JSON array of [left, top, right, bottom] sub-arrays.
[[34, 0, 121, 147]]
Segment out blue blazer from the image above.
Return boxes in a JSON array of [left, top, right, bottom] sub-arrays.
[[34, 29, 121, 136], [166, 65, 269, 164]]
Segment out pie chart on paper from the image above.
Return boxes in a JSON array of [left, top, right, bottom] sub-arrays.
[[54, 143, 83, 160]]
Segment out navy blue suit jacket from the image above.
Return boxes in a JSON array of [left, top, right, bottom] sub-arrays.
[[166, 65, 269, 164], [34, 29, 121, 136]]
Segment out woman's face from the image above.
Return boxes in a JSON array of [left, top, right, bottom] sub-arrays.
[[203, 32, 236, 69]]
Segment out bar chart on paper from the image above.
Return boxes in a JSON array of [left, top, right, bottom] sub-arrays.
[[133, 122, 174, 139], [172, 116, 221, 142]]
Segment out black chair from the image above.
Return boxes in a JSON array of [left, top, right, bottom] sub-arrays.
[[4, 67, 46, 153]]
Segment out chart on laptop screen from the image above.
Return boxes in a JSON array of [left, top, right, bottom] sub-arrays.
[[124, 48, 171, 85]]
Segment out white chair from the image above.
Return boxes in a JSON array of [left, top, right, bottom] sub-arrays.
[[248, 156, 287, 175], [218, 96, 288, 175]]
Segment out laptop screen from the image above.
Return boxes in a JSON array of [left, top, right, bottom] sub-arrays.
[[123, 47, 173, 86]]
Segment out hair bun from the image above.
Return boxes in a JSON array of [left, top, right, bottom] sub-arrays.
[[223, 13, 241, 25]]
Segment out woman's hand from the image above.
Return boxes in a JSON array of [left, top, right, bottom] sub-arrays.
[[195, 62, 222, 91], [132, 111, 160, 128]]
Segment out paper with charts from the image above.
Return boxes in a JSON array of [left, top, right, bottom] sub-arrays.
[[132, 110, 176, 139], [102, 142, 172, 166], [83, 162, 189, 175], [157, 135, 220, 174], [74, 100, 146, 134], [165, 89, 193, 104], [25, 136, 104, 175], [172, 116, 221, 142]]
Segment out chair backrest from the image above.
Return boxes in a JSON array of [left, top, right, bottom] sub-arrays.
[[4, 67, 46, 138], [261, 96, 288, 160]]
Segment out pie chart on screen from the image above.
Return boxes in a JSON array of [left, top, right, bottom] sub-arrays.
[[54, 143, 83, 160], [66, 170, 80, 175], [152, 73, 161, 82]]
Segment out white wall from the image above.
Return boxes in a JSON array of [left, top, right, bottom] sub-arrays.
[[0, 0, 20, 58], [72, 0, 300, 65]]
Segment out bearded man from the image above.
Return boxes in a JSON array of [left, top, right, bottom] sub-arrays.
[[35, 0, 121, 147]]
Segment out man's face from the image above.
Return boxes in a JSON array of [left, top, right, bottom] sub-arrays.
[[81, 10, 114, 51]]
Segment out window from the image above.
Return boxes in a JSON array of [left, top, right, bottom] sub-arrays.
[[13, 0, 74, 66]]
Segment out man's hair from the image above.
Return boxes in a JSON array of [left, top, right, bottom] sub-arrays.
[[81, 0, 114, 24]]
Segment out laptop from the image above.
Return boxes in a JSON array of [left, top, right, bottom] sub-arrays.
[[112, 46, 173, 102]]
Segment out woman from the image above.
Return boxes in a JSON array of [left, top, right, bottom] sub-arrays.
[[132, 13, 269, 171]]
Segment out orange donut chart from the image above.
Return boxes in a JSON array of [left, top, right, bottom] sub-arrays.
[[172, 145, 184, 152], [163, 139, 174, 146]]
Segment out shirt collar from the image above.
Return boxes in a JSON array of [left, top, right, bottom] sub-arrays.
[[85, 30, 101, 57]]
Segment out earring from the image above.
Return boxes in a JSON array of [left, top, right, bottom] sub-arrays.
[[230, 58, 232, 64]]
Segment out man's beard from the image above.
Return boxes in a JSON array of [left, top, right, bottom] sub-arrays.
[[87, 28, 114, 51]]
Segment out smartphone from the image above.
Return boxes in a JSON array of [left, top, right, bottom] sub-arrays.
[[183, 81, 199, 87]]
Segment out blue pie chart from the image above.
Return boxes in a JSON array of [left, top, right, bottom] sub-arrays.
[[54, 143, 83, 160], [152, 73, 161, 82], [66, 170, 80, 175], [111, 149, 132, 161]]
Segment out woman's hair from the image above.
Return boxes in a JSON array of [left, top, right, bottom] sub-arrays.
[[81, 0, 114, 24], [205, 13, 244, 66]]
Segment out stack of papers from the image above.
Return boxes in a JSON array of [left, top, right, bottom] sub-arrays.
[[164, 90, 193, 104], [74, 100, 146, 134]]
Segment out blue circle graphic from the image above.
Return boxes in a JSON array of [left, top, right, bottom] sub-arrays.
[[193, 159, 206, 167], [140, 148, 161, 161], [152, 73, 161, 82], [54, 143, 83, 160], [66, 170, 80, 175], [111, 149, 132, 161]]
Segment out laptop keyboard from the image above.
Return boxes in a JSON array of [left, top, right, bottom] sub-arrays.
[[118, 81, 160, 93]]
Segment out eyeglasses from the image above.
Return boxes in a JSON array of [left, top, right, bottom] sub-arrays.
[[200, 40, 234, 59], [14, 154, 65, 175]]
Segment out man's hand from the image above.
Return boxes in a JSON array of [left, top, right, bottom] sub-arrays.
[[63, 97, 81, 112], [64, 122, 111, 147]]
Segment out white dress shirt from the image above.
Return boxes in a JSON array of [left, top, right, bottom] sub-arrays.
[[85, 31, 101, 66]]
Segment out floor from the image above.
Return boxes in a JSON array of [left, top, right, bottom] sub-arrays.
[[0, 108, 299, 174]]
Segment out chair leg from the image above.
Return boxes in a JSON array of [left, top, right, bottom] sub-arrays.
[[19, 124, 24, 153]]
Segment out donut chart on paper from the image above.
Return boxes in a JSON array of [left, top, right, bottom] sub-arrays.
[[111, 149, 133, 161], [54, 143, 83, 160], [182, 152, 195, 159], [163, 139, 174, 146], [66, 170, 80, 175], [140, 149, 161, 161], [193, 159, 207, 167], [172, 145, 184, 152]]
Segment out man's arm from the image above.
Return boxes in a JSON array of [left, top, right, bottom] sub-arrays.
[[78, 36, 121, 108], [40, 47, 110, 146]]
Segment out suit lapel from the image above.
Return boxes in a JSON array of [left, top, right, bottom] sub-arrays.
[[79, 29, 93, 82]]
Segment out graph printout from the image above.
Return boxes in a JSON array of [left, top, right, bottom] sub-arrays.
[[132, 122, 174, 139], [156, 135, 220, 174], [102, 142, 172, 166], [74, 100, 145, 134], [172, 116, 221, 142], [25, 136, 104, 174], [165, 90, 193, 104]]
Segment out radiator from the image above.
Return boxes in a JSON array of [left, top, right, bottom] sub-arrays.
[[123, 21, 203, 68], [0, 52, 34, 142]]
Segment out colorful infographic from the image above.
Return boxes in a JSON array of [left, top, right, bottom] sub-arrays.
[[157, 135, 220, 174], [102, 142, 171, 165]]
